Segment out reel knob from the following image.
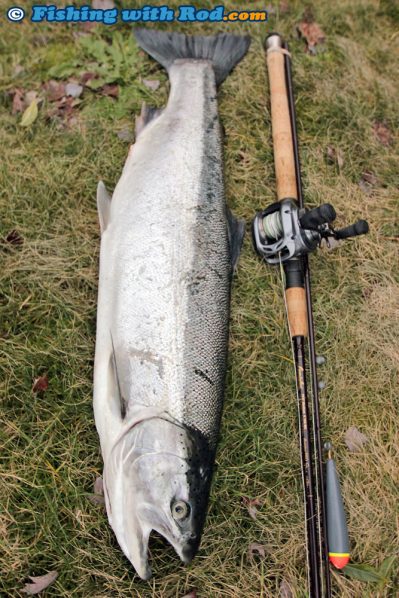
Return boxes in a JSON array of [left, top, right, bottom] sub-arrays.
[[299, 204, 336, 230], [334, 219, 369, 239]]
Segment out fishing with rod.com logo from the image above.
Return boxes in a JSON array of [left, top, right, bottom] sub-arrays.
[[6, 4, 268, 24]]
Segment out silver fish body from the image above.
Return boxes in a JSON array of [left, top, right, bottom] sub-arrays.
[[93, 30, 250, 579]]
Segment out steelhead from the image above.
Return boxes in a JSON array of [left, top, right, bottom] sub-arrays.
[[93, 29, 250, 579]]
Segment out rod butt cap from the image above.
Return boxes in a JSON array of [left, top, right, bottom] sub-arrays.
[[264, 33, 283, 51]]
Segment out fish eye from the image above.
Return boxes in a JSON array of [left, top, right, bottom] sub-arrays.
[[171, 500, 190, 521]]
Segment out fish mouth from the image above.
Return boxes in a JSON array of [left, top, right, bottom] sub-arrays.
[[121, 529, 199, 580], [152, 526, 200, 566]]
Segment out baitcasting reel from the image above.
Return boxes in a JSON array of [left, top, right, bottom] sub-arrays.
[[252, 198, 369, 264]]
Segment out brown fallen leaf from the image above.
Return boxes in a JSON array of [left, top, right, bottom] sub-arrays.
[[181, 591, 197, 598], [372, 121, 392, 146], [279, 0, 289, 13], [143, 79, 160, 91], [43, 80, 66, 102], [297, 14, 325, 54], [22, 571, 58, 595], [326, 146, 344, 169], [14, 64, 24, 76], [344, 426, 369, 452], [242, 496, 262, 520], [32, 375, 49, 394], [47, 96, 76, 122], [100, 84, 119, 98], [279, 578, 293, 598], [80, 71, 97, 86], [361, 171, 378, 185], [359, 171, 378, 195], [248, 542, 266, 559], [25, 91, 40, 106], [5, 229, 24, 246], [92, 0, 116, 8], [11, 88, 25, 114]]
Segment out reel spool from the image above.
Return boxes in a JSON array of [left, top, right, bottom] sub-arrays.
[[252, 199, 369, 264]]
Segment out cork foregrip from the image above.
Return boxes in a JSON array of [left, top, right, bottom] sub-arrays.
[[285, 287, 308, 337]]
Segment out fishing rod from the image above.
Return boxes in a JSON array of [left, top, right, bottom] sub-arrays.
[[252, 33, 369, 596]]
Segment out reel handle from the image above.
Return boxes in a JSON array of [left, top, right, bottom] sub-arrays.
[[334, 219, 369, 239], [299, 204, 336, 230]]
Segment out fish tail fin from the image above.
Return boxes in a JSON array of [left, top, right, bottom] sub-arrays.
[[134, 29, 251, 85]]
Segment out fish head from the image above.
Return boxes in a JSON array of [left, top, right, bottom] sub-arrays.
[[103, 414, 213, 580]]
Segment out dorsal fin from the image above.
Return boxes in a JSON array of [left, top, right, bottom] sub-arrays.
[[97, 180, 112, 233]]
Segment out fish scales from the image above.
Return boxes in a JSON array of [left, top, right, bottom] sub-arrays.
[[93, 29, 250, 579]]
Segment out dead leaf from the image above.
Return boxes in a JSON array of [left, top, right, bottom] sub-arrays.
[[5, 229, 24, 246], [143, 79, 160, 91], [279, 578, 293, 598], [326, 146, 344, 169], [43, 80, 66, 102], [100, 84, 119, 98], [14, 64, 24, 76], [92, 0, 115, 8], [297, 20, 325, 54], [358, 171, 378, 195], [20, 100, 39, 127], [32, 375, 49, 393], [372, 121, 392, 146], [117, 126, 134, 143], [361, 171, 378, 186], [344, 426, 369, 452], [279, 0, 289, 13], [80, 71, 97, 86], [22, 571, 58, 595], [181, 591, 197, 598], [248, 542, 266, 559], [65, 82, 83, 98], [79, 21, 97, 33], [47, 96, 76, 122], [11, 88, 25, 114], [242, 497, 262, 520], [25, 91, 40, 106]]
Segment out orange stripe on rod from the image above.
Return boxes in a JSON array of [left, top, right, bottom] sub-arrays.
[[329, 553, 350, 569]]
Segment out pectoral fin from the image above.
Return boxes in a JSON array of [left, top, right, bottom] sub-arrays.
[[227, 207, 245, 271], [97, 180, 112, 234]]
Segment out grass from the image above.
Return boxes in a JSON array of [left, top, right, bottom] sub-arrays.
[[0, 0, 398, 596]]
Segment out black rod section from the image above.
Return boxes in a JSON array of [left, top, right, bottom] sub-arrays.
[[284, 42, 332, 597], [293, 335, 321, 597]]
